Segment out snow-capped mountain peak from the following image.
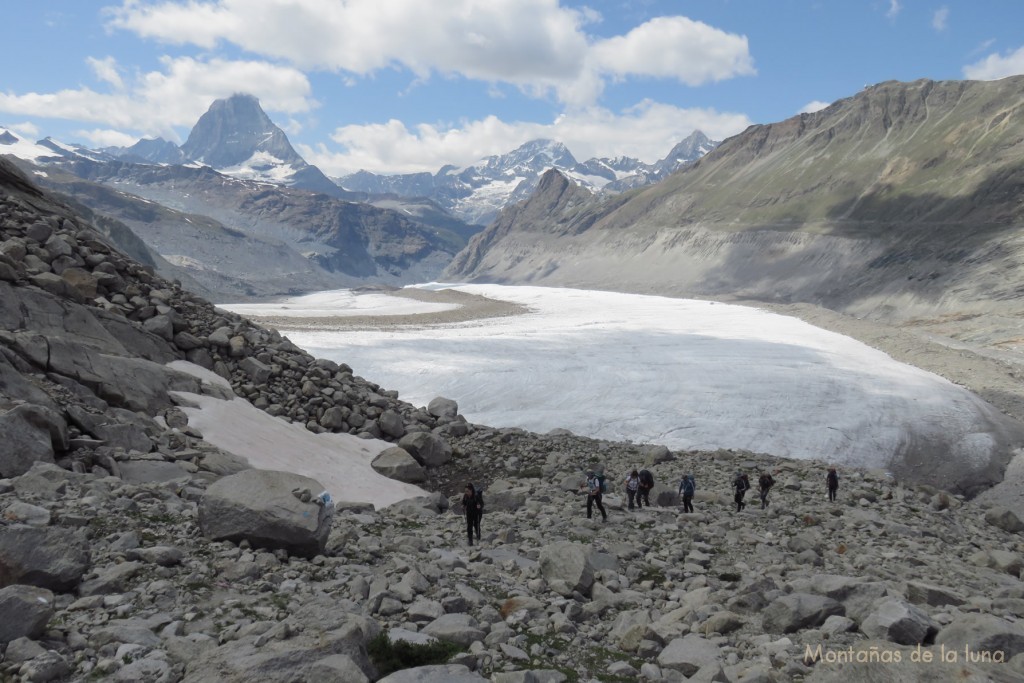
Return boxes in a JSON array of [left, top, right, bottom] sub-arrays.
[[340, 132, 719, 225]]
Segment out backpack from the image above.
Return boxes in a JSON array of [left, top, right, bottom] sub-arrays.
[[760, 474, 774, 490], [639, 470, 654, 488], [475, 489, 485, 511], [681, 476, 695, 496], [827, 470, 839, 488], [737, 474, 749, 492], [596, 474, 607, 493]]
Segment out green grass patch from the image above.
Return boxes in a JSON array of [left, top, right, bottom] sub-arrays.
[[367, 633, 464, 677]]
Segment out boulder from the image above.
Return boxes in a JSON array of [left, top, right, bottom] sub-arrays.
[[378, 410, 406, 439], [0, 584, 54, 642], [421, 613, 485, 647], [377, 664, 487, 683], [0, 526, 90, 591], [934, 613, 1024, 660], [860, 597, 939, 645], [398, 432, 452, 467], [198, 469, 334, 559], [539, 541, 595, 597], [118, 460, 191, 484], [0, 404, 67, 477], [239, 356, 272, 384], [426, 397, 458, 420], [985, 506, 1024, 534], [905, 581, 964, 607], [371, 447, 426, 483], [762, 593, 844, 634], [657, 634, 721, 676], [179, 615, 377, 683]]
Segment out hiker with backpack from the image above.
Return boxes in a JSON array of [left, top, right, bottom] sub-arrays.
[[624, 469, 641, 510], [462, 482, 484, 545], [758, 471, 775, 509], [733, 471, 750, 512], [637, 468, 654, 508], [678, 473, 696, 513], [579, 470, 608, 521], [827, 467, 839, 502]]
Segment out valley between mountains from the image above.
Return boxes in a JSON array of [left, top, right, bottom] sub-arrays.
[[1, 75, 1024, 683]]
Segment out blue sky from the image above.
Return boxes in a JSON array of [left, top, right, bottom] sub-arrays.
[[2, 1, 1023, 176]]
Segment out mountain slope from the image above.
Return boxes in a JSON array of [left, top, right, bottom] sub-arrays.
[[444, 77, 1024, 350], [17, 160, 345, 299], [53, 159, 468, 297]]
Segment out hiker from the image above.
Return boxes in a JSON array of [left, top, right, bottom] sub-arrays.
[[678, 473, 696, 513], [624, 469, 641, 509], [580, 471, 607, 521], [827, 467, 839, 502], [637, 468, 654, 508], [733, 471, 750, 512], [462, 482, 483, 545], [758, 471, 775, 509]]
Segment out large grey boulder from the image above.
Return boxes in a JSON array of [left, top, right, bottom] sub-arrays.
[[762, 593, 844, 634], [398, 432, 452, 467], [0, 404, 68, 478], [0, 584, 55, 642], [198, 469, 334, 558], [789, 574, 889, 624], [426, 397, 458, 420], [371, 447, 427, 483], [0, 526, 90, 591], [539, 541, 595, 597], [181, 615, 377, 683], [934, 613, 1024, 660], [985, 506, 1024, 534], [421, 613, 485, 647], [657, 634, 721, 676], [378, 664, 487, 682], [905, 581, 964, 608], [481, 479, 530, 511], [118, 460, 191, 484], [860, 598, 939, 645]]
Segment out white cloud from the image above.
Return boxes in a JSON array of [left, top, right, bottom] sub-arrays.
[[0, 56, 313, 140], [72, 128, 139, 148], [87, 56, 125, 89], [886, 0, 901, 19], [300, 102, 751, 176], [799, 100, 832, 114], [932, 7, 949, 32], [106, 0, 754, 107], [963, 46, 1024, 80], [589, 16, 755, 85], [7, 122, 40, 139]]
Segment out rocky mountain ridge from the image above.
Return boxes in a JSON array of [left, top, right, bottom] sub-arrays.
[[339, 132, 717, 226]]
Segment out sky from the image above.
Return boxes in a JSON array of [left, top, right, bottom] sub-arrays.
[[2, 1, 1024, 176], [221, 284, 1017, 486]]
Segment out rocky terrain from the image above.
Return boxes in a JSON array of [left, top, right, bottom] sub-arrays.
[[2, 154, 1024, 683]]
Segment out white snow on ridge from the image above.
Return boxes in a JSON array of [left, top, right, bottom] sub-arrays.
[[251, 284, 1007, 472], [0, 129, 63, 163], [168, 361, 427, 508]]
